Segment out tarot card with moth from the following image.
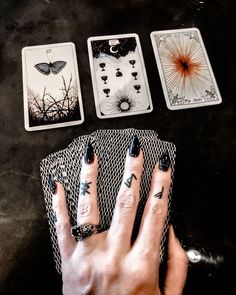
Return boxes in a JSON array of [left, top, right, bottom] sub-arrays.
[[22, 42, 84, 131], [150, 28, 222, 110], [87, 34, 153, 118]]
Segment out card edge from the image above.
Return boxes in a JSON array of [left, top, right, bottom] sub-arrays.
[[22, 42, 85, 131], [24, 118, 85, 132], [88, 33, 153, 118], [150, 27, 223, 109]]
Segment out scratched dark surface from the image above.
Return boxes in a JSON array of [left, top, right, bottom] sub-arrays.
[[0, 0, 235, 294]]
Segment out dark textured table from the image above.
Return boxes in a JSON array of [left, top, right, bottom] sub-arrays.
[[0, 0, 235, 294]]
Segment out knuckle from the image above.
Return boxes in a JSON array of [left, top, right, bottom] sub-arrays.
[[75, 264, 92, 287], [80, 163, 97, 178], [102, 262, 119, 283], [134, 242, 159, 262], [128, 263, 152, 286], [80, 175, 94, 183], [117, 194, 136, 214], [52, 197, 65, 211], [55, 219, 70, 235], [152, 168, 171, 183], [125, 164, 142, 174], [149, 201, 167, 220], [78, 202, 92, 218], [137, 244, 154, 259], [153, 177, 170, 188]]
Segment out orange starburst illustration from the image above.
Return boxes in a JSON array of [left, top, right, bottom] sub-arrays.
[[158, 33, 213, 100], [171, 54, 200, 78]]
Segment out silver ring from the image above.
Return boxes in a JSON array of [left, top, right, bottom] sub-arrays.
[[71, 223, 102, 241]]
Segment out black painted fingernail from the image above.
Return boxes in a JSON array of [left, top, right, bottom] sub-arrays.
[[84, 141, 94, 164], [48, 174, 57, 194], [159, 151, 171, 171], [129, 135, 140, 157]]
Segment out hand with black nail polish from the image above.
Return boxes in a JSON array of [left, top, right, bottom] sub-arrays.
[[51, 139, 188, 295]]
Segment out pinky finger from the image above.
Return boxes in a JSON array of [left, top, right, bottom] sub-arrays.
[[163, 225, 189, 295]]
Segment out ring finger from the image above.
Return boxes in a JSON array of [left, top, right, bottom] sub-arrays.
[[134, 151, 171, 262]]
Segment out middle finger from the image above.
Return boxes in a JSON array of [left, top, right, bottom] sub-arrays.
[[108, 135, 143, 252]]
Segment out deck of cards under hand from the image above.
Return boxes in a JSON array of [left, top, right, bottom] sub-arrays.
[[22, 42, 84, 131], [150, 28, 222, 110], [40, 128, 176, 273], [87, 33, 153, 119]]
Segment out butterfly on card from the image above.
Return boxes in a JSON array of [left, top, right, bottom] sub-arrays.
[[34, 61, 67, 75]]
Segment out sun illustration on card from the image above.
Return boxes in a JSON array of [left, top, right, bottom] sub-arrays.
[[106, 94, 136, 113], [101, 86, 141, 115], [99, 83, 152, 116]]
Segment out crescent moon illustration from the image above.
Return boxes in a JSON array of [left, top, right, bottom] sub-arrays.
[[110, 46, 118, 54]]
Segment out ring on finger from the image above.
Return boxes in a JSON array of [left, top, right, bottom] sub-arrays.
[[71, 223, 102, 241]]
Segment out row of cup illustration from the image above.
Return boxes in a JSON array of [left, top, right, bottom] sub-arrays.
[[99, 60, 136, 72], [101, 71, 138, 84], [103, 85, 141, 97]]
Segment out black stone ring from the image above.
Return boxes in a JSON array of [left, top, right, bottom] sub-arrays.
[[71, 223, 102, 241]]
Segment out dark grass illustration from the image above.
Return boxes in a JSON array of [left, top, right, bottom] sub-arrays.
[[28, 75, 81, 127]]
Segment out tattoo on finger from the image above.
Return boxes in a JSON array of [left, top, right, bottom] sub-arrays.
[[80, 180, 92, 196], [53, 210, 57, 222], [124, 173, 137, 188], [154, 186, 164, 199], [78, 203, 91, 217], [118, 194, 135, 210]]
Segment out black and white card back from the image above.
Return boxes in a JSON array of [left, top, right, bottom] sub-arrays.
[[22, 42, 84, 131], [87, 33, 153, 118], [151, 28, 222, 110]]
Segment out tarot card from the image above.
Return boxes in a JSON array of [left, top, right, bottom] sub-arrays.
[[87, 34, 153, 118], [150, 28, 222, 110], [22, 42, 84, 131]]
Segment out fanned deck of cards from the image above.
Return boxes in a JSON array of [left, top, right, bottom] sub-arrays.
[[151, 28, 222, 110], [87, 34, 153, 118], [40, 129, 176, 273], [22, 42, 84, 131]]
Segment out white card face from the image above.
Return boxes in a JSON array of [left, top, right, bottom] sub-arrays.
[[150, 28, 222, 110], [87, 33, 153, 118], [22, 42, 84, 131]]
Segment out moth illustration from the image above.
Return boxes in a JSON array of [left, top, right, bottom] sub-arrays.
[[34, 61, 67, 75]]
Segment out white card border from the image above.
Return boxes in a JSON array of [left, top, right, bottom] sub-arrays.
[[22, 42, 84, 131], [87, 33, 153, 119], [150, 27, 222, 110]]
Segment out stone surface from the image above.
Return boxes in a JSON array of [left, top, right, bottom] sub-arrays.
[[0, 0, 235, 294]]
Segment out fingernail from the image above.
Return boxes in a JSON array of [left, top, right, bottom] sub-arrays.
[[129, 135, 140, 157], [48, 174, 57, 194], [84, 141, 94, 164], [159, 151, 171, 171]]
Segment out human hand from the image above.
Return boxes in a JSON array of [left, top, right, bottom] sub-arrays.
[[51, 136, 188, 295]]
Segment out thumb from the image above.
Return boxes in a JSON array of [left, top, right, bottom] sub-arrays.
[[163, 225, 189, 295]]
